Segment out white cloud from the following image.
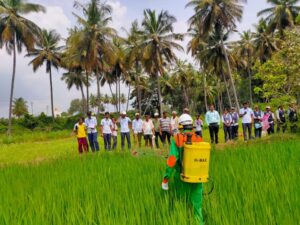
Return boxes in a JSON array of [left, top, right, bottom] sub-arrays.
[[25, 5, 71, 38], [108, 0, 128, 33]]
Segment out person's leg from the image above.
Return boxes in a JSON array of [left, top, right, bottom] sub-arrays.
[[161, 131, 166, 145], [247, 123, 252, 140], [82, 138, 88, 152], [121, 132, 125, 150], [228, 126, 232, 140], [208, 126, 214, 144], [93, 132, 99, 151], [214, 125, 219, 144], [223, 127, 227, 142], [259, 127, 262, 138], [138, 133, 142, 148], [149, 135, 153, 148], [271, 124, 275, 134], [282, 123, 287, 133], [88, 133, 95, 152], [190, 183, 204, 225], [155, 132, 159, 148], [242, 123, 247, 141], [126, 132, 131, 149], [103, 134, 108, 150], [112, 136, 117, 150], [77, 138, 83, 154], [254, 128, 258, 138], [107, 134, 111, 150], [166, 132, 171, 145]]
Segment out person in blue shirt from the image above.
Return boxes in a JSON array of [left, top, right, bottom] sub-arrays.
[[205, 104, 221, 144], [85, 111, 99, 152], [118, 111, 132, 150]]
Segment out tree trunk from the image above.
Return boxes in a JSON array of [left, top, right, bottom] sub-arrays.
[[7, 37, 17, 135], [203, 74, 208, 112], [126, 85, 131, 111], [80, 84, 86, 114], [118, 77, 121, 113], [156, 72, 163, 116], [115, 78, 118, 112], [247, 54, 253, 106], [222, 72, 233, 108], [136, 60, 142, 114], [86, 71, 90, 113], [48, 65, 55, 118], [221, 36, 240, 111], [96, 70, 101, 116], [183, 87, 189, 108]]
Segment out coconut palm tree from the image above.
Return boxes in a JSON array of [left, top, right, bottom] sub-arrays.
[[64, 0, 116, 113], [61, 69, 90, 113], [186, 0, 246, 109], [141, 9, 184, 116], [124, 20, 144, 114], [27, 29, 62, 118], [234, 30, 255, 105], [12, 97, 28, 118], [0, 0, 45, 134], [253, 19, 280, 63], [257, 0, 300, 36]]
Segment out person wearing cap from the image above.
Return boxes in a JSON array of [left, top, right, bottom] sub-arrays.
[[85, 111, 99, 152], [264, 106, 276, 134], [253, 106, 264, 138], [161, 113, 204, 225], [132, 113, 143, 148], [230, 107, 239, 140], [100, 112, 113, 150], [160, 111, 172, 145], [153, 112, 162, 148], [118, 111, 132, 150], [239, 102, 254, 141], [142, 114, 155, 148], [194, 114, 203, 137], [205, 104, 221, 144], [170, 111, 179, 135], [276, 105, 287, 133], [222, 108, 232, 142]]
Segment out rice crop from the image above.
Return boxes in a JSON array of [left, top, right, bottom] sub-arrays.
[[0, 138, 299, 225]]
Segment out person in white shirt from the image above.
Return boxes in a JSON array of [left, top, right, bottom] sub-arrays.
[[194, 114, 203, 137], [111, 117, 118, 150], [132, 113, 143, 148], [100, 112, 113, 150], [142, 114, 155, 148], [239, 102, 254, 141], [170, 111, 179, 135], [222, 108, 233, 142], [205, 104, 221, 144], [85, 111, 99, 152], [118, 111, 132, 150]]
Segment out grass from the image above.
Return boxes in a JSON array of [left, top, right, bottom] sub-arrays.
[[0, 132, 299, 225]]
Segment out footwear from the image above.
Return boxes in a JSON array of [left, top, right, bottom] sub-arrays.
[[161, 179, 169, 191]]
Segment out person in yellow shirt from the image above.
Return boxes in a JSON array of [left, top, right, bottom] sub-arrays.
[[73, 117, 89, 153]]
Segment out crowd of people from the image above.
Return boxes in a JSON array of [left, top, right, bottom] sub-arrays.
[[205, 102, 298, 144], [73, 103, 298, 153]]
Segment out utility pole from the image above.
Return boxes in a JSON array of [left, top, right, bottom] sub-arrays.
[[31, 102, 34, 115]]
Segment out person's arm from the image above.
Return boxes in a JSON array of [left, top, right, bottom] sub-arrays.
[[221, 115, 225, 124], [205, 112, 209, 126], [163, 138, 179, 180], [239, 109, 244, 117], [169, 119, 172, 134], [159, 119, 162, 135], [250, 110, 254, 124], [73, 124, 78, 136]]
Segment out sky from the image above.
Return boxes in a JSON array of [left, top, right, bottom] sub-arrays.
[[0, 0, 271, 117]]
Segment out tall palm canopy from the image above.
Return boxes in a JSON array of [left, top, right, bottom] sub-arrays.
[[186, 0, 246, 36], [141, 9, 184, 115], [64, 0, 116, 113], [257, 0, 300, 34], [0, 0, 45, 134], [27, 29, 62, 118]]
